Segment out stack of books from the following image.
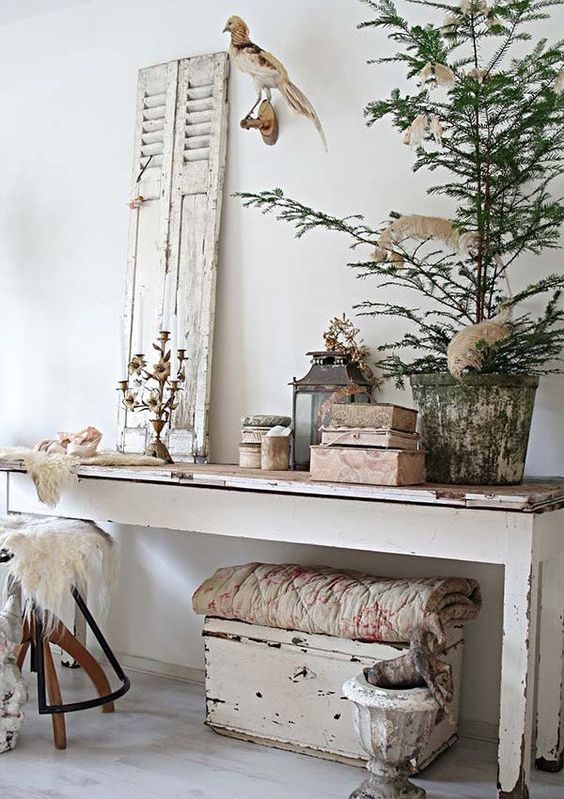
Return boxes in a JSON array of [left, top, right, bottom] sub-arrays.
[[239, 414, 291, 468], [310, 403, 425, 486]]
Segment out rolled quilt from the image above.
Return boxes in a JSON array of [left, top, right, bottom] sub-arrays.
[[192, 562, 482, 643]]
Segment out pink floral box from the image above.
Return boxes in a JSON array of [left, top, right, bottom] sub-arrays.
[[310, 445, 426, 486]]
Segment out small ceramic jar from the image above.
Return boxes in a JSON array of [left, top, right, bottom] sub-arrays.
[[261, 436, 290, 471], [239, 443, 262, 469]]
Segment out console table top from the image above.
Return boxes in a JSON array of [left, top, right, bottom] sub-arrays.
[[1, 459, 563, 512]]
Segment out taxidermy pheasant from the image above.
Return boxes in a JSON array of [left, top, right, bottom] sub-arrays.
[[223, 15, 327, 150]]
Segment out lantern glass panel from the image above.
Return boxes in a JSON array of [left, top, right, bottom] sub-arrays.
[[294, 389, 335, 469]]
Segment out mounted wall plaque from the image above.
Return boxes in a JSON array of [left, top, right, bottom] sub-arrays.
[[118, 52, 229, 461]]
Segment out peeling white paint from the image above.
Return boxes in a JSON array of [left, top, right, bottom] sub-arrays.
[[203, 618, 463, 771]]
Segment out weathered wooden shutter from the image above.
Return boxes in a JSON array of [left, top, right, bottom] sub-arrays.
[[118, 52, 229, 461]]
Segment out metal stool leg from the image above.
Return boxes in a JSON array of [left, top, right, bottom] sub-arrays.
[[35, 589, 130, 716], [49, 616, 115, 713]]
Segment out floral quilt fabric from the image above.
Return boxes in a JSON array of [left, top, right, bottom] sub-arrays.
[[192, 562, 482, 642]]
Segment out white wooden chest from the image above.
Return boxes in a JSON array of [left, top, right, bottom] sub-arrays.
[[203, 617, 463, 770]]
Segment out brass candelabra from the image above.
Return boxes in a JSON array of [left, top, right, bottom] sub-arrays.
[[118, 331, 186, 464]]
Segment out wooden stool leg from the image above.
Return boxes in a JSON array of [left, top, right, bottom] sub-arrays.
[[49, 620, 114, 713], [42, 638, 67, 750], [17, 618, 32, 671]]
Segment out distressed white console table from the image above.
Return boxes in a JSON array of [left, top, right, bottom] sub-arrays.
[[0, 461, 563, 799]]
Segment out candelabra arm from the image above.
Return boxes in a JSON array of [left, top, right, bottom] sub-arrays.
[[117, 332, 186, 464]]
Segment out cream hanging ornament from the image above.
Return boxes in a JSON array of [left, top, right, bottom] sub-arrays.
[[467, 67, 487, 83], [419, 62, 455, 89], [418, 62, 434, 85], [376, 215, 481, 262], [403, 114, 428, 148], [378, 215, 461, 253], [388, 250, 406, 267], [447, 310, 511, 379], [434, 63, 455, 88]]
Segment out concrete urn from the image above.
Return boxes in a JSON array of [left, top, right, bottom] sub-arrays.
[[343, 675, 438, 799]]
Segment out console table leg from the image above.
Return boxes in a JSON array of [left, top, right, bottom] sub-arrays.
[[536, 554, 564, 772], [497, 537, 539, 799]]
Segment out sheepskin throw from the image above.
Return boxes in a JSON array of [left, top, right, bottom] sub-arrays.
[[193, 563, 482, 643], [0, 515, 115, 622], [0, 448, 164, 507]]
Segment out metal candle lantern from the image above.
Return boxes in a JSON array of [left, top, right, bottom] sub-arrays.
[[290, 351, 372, 470]]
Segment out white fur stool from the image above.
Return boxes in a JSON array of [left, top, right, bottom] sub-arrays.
[[0, 515, 130, 750]]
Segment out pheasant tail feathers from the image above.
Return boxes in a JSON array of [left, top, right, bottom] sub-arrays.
[[280, 81, 328, 151]]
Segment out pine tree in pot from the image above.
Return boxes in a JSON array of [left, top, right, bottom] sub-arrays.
[[238, 0, 564, 485]]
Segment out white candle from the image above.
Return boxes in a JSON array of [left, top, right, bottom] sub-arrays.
[[162, 272, 173, 331], [134, 293, 144, 354], [170, 314, 178, 378], [176, 300, 184, 348]]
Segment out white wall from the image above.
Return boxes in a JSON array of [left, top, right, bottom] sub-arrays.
[[0, 0, 561, 733]]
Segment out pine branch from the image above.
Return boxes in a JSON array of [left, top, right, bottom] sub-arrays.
[[505, 275, 564, 308], [235, 189, 379, 246]]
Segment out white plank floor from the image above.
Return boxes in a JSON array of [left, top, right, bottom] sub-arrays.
[[2, 669, 563, 799]]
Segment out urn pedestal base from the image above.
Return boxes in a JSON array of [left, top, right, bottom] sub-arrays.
[[350, 772, 424, 799], [145, 436, 173, 463], [145, 420, 174, 463], [343, 675, 438, 799]]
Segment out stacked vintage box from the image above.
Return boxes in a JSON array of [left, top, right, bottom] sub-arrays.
[[310, 403, 425, 486], [239, 414, 291, 468]]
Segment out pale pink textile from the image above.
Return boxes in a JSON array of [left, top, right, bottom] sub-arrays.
[[193, 563, 482, 643]]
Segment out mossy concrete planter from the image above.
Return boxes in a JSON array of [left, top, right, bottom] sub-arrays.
[[410, 373, 539, 485]]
